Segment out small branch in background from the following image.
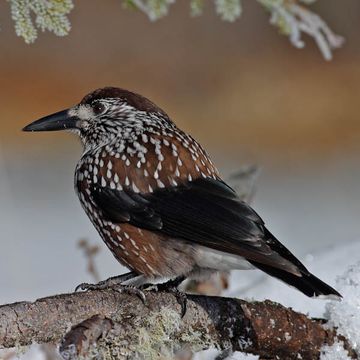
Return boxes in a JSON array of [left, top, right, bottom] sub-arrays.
[[226, 165, 260, 204], [77, 238, 101, 283]]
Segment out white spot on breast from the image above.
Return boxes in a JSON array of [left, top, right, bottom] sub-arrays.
[[157, 179, 165, 188], [132, 182, 140, 193]]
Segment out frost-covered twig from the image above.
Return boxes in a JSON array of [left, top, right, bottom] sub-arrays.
[[0, 290, 356, 359], [7, 0, 73, 44], [127, 0, 344, 60], [259, 1, 344, 61], [5, 0, 344, 60]]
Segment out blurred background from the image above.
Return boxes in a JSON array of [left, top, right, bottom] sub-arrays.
[[0, 0, 359, 305]]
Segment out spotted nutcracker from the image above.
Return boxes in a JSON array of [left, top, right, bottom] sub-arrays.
[[23, 87, 341, 303]]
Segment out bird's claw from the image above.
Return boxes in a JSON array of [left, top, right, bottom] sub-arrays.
[[113, 285, 147, 305], [141, 279, 188, 318], [75, 282, 97, 292]]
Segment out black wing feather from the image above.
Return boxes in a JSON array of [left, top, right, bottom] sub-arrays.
[[91, 178, 299, 273], [90, 178, 341, 297]]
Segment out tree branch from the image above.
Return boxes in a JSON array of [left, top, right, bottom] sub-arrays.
[[0, 290, 356, 359]]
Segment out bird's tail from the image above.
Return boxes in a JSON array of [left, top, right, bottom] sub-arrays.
[[250, 261, 341, 299]]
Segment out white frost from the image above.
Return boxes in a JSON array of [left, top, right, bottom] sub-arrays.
[[323, 261, 360, 355], [320, 341, 351, 360]]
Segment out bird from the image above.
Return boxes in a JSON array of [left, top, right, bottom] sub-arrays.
[[23, 86, 341, 305]]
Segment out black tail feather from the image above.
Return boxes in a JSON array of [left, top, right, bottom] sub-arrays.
[[250, 261, 342, 298]]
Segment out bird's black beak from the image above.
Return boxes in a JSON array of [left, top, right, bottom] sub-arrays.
[[22, 109, 78, 132]]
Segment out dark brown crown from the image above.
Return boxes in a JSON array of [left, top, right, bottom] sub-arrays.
[[80, 87, 167, 116]]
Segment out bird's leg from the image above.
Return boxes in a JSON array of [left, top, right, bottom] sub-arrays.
[[75, 271, 138, 292], [141, 276, 188, 317]]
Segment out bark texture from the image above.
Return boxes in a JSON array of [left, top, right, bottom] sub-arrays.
[[0, 290, 356, 359]]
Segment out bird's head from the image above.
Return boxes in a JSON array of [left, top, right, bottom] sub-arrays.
[[23, 87, 170, 150]]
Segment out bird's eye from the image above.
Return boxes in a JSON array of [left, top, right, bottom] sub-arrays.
[[92, 102, 106, 115]]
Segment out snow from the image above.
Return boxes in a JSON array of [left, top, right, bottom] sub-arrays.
[[320, 341, 351, 360], [322, 262, 360, 358]]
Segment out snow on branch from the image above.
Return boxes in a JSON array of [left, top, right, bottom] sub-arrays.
[[4, 0, 344, 60], [258, 0, 345, 61]]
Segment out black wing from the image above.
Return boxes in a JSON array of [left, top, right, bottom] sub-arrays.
[[91, 178, 302, 275]]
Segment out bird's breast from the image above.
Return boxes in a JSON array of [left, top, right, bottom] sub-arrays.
[[75, 131, 219, 196]]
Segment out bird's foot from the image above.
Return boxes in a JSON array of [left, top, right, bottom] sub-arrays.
[[75, 271, 137, 292], [141, 276, 188, 317], [75, 272, 147, 304]]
